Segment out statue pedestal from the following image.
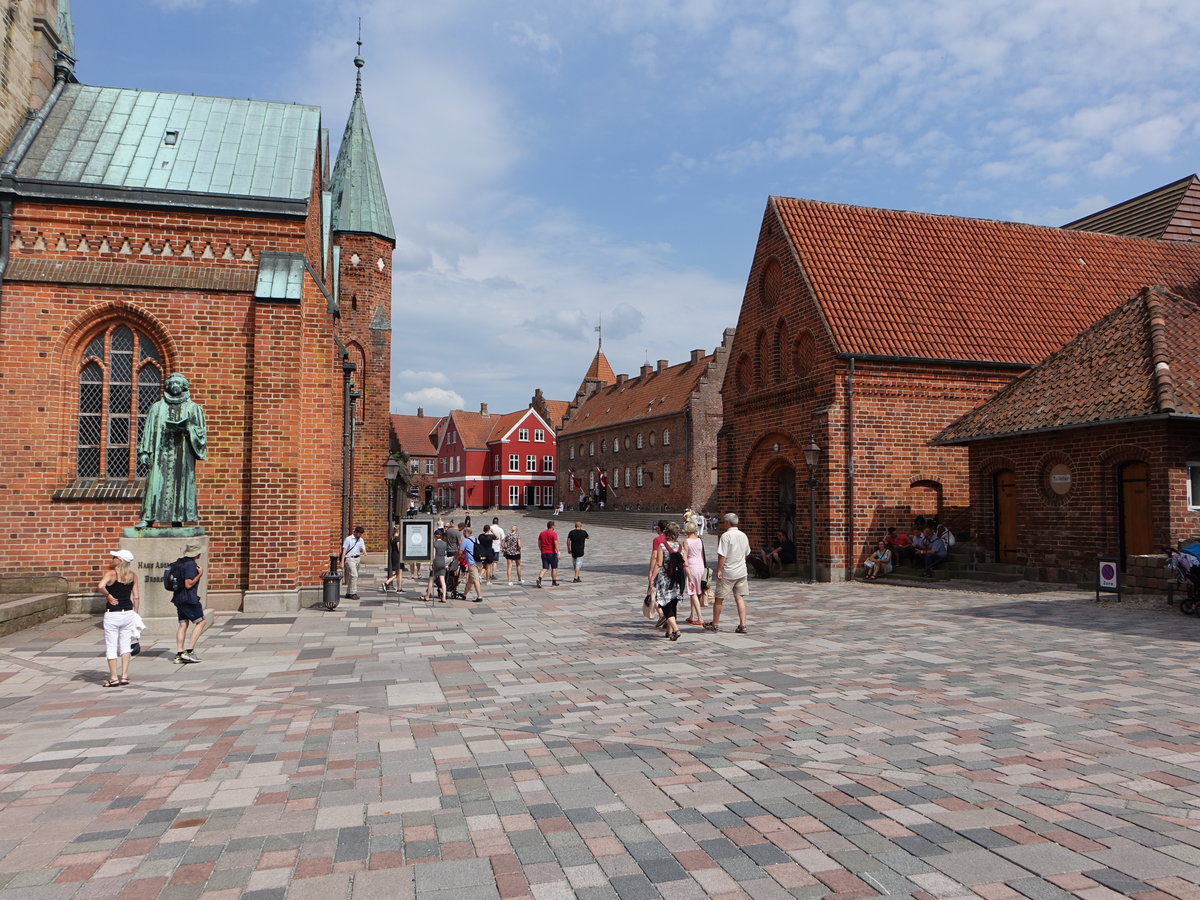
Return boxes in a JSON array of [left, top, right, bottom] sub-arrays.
[[119, 530, 208, 619]]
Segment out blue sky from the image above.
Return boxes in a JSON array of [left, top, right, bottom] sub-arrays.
[[79, 0, 1200, 417]]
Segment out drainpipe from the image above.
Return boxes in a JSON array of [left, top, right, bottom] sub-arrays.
[[846, 356, 855, 581], [0, 199, 12, 325]]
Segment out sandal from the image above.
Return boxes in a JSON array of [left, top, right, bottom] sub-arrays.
[[102, 679, 121, 687], [118, 679, 130, 685], [668, 631, 681, 641]]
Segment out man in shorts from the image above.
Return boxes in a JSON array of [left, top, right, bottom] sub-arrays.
[[172, 543, 207, 663], [461, 526, 485, 602], [708, 512, 751, 634], [566, 521, 589, 583], [535, 521, 559, 588]]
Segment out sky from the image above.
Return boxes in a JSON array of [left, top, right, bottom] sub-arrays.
[[77, 0, 1200, 418]]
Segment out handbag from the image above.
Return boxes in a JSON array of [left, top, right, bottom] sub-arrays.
[[642, 592, 654, 619], [130, 641, 141, 656]]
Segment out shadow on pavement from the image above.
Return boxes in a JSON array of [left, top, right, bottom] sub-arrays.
[[948, 598, 1200, 641]]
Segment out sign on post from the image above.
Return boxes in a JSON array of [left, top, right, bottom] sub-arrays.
[[402, 520, 433, 563], [1096, 556, 1121, 602]]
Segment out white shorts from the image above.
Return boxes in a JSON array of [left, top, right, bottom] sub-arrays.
[[103, 609, 137, 659]]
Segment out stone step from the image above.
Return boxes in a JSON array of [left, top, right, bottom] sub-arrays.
[[0, 593, 68, 638]]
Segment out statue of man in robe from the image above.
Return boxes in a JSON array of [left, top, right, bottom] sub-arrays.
[[136, 372, 207, 528]]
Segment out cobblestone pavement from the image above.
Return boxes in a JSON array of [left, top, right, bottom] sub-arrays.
[[2, 519, 1200, 899]]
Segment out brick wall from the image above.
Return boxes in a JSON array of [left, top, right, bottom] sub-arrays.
[[0, 165, 385, 599], [964, 420, 1200, 583], [336, 231, 394, 544], [718, 205, 1021, 579]]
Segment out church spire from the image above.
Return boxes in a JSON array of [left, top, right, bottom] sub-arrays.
[[330, 36, 395, 242]]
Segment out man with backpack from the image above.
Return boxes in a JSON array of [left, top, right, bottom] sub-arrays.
[[460, 526, 485, 602], [167, 543, 206, 664]]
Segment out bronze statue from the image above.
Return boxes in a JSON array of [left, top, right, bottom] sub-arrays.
[[136, 373, 207, 528]]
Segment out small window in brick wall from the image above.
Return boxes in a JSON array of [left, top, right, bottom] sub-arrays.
[[662, 429, 670, 446], [1188, 463, 1200, 509], [663, 463, 671, 486], [76, 324, 164, 481]]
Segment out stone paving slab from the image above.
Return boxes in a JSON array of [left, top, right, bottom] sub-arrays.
[[1, 518, 1200, 898]]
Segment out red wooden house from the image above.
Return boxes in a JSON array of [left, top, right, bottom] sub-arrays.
[[435, 405, 557, 510]]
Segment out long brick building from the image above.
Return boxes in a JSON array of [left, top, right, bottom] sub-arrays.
[[0, 13, 395, 609], [557, 333, 733, 514], [718, 195, 1200, 580]]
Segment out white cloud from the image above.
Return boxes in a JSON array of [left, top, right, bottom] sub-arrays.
[[399, 387, 465, 412]]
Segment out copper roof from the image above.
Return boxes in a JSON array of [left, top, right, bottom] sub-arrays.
[[390, 414, 439, 455], [560, 356, 712, 435], [1064, 175, 1200, 242], [772, 196, 1200, 364], [935, 287, 1200, 444]]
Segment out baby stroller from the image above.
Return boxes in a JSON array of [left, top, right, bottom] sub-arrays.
[[1163, 543, 1200, 615], [443, 557, 466, 601]]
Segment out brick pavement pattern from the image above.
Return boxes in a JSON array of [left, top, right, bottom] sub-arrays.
[[2, 520, 1200, 898]]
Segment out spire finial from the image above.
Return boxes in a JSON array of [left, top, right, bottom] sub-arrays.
[[595, 317, 603, 351], [354, 19, 364, 95]]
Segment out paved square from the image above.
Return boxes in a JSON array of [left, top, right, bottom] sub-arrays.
[[2, 518, 1199, 898]]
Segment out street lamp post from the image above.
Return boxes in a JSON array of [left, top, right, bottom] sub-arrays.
[[383, 456, 402, 532], [803, 438, 821, 583]]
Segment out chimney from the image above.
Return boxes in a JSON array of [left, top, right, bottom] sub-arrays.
[[640, 364, 652, 378], [480, 402, 489, 416], [616, 373, 628, 384], [690, 349, 704, 363], [657, 359, 668, 372], [534, 388, 544, 400], [417, 407, 424, 418]]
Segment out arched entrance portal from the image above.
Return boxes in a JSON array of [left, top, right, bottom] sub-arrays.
[[776, 466, 796, 541], [993, 469, 1017, 564], [1118, 461, 1152, 568]]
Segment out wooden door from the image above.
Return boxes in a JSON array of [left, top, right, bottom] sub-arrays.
[[994, 470, 1017, 564], [1120, 462, 1153, 564]]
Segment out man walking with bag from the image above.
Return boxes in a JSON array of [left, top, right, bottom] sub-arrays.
[[340, 525, 366, 600]]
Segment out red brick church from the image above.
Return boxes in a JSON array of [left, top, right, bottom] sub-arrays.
[[0, 7, 394, 609]]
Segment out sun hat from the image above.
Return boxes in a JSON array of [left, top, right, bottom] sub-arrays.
[[183, 543, 203, 557]]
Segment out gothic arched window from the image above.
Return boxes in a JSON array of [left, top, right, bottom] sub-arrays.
[[77, 324, 164, 480]]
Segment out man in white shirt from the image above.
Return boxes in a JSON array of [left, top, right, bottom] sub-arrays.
[[708, 513, 751, 634], [489, 517, 505, 583], [339, 526, 365, 600]]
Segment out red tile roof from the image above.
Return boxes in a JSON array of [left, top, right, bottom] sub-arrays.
[[541, 399, 570, 430], [485, 410, 525, 443], [560, 356, 713, 435], [447, 411, 496, 450], [772, 196, 1200, 364], [582, 349, 615, 386], [935, 287, 1200, 444], [390, 414, 439, 455]]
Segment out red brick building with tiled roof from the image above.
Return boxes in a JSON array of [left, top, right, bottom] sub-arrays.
[[389, 410, 441, 512], [557, 332, 733, 514], [934, 287, 1200, 583], [719, 195, 1200, 581]]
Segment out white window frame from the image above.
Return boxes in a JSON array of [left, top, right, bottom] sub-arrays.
[[519, 428, 529, 441], [544, 486, 553, 506], [535, 429, 545, 442], [569, 444, 575, 460], [663, 463, 671, 486], [589, 441, 595, 457], [509, 454, 519, 471], [1189, 462, 1200, 509], [663, 428, 670, 446], [624, 467, 631, 488], [425, 459, 434, 474], [636, 433, 644, 449], [526, 454, 537, 472], [542, 455, 553, 472], [509, 485, 521, 506], [637, 466, 644, 487]]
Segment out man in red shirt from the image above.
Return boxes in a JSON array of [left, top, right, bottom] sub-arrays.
[[536, 521, 560, 588]]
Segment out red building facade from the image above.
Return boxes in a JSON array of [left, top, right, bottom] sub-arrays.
[[435, 406, 556, 510]]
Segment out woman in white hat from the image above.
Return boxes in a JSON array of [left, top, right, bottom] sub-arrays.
[[99, 549, 141, 686]]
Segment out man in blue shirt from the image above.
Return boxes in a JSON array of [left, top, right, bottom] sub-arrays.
[[913, 527, 948, 577], [172, 543, 207, 664], [460, 526, 485, 603]]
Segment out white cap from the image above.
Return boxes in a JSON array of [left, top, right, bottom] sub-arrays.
[[110, 549, 134, 563]]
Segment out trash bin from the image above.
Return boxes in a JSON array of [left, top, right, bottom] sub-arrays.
[[322, 554, 341, 610]]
